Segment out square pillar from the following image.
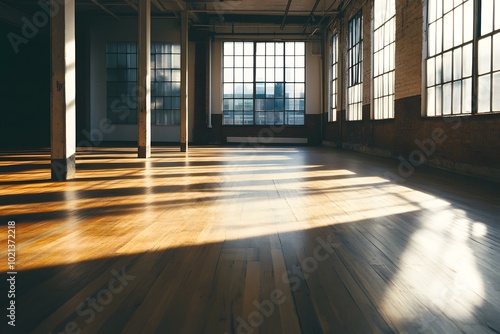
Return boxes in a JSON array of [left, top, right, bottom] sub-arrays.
[[51, 0, 76, 181], [180, 10, 189, 152], [138, 0, 151, 158]]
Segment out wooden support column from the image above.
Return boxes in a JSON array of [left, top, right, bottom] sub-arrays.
[[138, 0, 151, 158], [180, 10, 189, 152], [51, 0, 76, 181]]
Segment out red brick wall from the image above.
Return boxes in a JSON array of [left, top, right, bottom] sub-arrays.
[[323, 0, 500, 181]]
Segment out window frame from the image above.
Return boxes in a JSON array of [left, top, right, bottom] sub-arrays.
[[423, 0, 500, 117], [330, 33, 339, 122], [222, 41, 306, 126], [346, 11, 364, 121], [372, 0, 396, 120]]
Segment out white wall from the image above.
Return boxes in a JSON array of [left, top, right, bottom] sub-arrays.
[[89, 18, 195, 143]]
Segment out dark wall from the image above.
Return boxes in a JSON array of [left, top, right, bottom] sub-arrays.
[[0, 22, 50, 150]]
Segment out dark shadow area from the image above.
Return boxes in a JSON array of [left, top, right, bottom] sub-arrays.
[[0, 23, 50, 150]]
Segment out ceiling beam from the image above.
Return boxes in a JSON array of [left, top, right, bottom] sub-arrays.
[[303, 0, 321, 32], [151, 0, 166, 11], [124, 0, 138, 12], [280, 0, 293, 30], [90, 0, 120, 19]]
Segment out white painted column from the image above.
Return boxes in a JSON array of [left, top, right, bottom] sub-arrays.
[[180, 10, 189, 152], [138, 0, 151, 158], [51, 0, 76, 181]]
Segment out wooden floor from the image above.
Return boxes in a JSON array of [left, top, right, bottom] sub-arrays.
[[1, 146, 500, 334]]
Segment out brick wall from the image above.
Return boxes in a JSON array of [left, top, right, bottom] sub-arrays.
[[323, 0, 500, 181]]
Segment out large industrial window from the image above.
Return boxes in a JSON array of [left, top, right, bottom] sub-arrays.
[[478, 0, 500, 113], [426, 0, 473, 116], [151, 43, 181, 125], [373, 0, 395, 119], [347, 11, 363, 121], [223, 41, 305, 125], [106, 42, 138, 124], [330, 34, 338, 122], [106, 42, 181, 125]]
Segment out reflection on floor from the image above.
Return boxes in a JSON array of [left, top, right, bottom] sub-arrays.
[[1, 146, 499, 333]]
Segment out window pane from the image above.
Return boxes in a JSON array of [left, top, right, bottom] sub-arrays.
[[493, 72, 500, 111], [454, 6, 463, 47], [443, 11, 453, 51], [443, 82, 452, 115], [464, 0, 473, 42], [478, 75, 491, 112], [443, 50, 453, 82], [493, 33, 500, 71], [481, 0, 494, 35], [478, 37, 492, 75], [453, 48, 462, 80], [462, 77, 472, 113]]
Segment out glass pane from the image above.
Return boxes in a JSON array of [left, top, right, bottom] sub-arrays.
[[223, 111, 233, 125], [462, 77, 472, 113], [256, 43, 265, 55], [443, 50, 453, 82], [436, 18, 443, 54], [296, 42, 305, 55], [256, 83, 265, 98], [443, 12, 453, 51], [234, 68, 244, 82], [295, 84, 305, 98], [235, 56, 244, 67], [234, 84, 243, 98], [493, 33, 500, 71], [462, 43, 473, 77], [244, 68, 253, 82], [244, 99, 254, 111], [428, 22, 436, 56], [428, 0, 437, 23], [251, 55, 261, 67], [234, 99, 244, 111], [295, 68, 305, 82], [244, 56, 254, 68], [478, 75, 491, 112], [244, 84, 253, 98], [266, 83, 274, 98], [223, 84, 233, 98], [275, 43, 284, 55], [285, 42, 295, 55], [452, 81, 462, 114], [464, 0, 473, 42], [497, 0, 500, 30], [255, 99, 265, 111], [224, 68, 233, 82], [234, 42, 244, 55], [481, 0, 494, 35], [275, 68, 284, 82], [435, 85, 442, 115], [493, 72, 500, 111], [453, 48, 462, 80], [443, 0, 453, 13], [256, 68, 265, 82], [244, 42, 253, 55], [275, 83, 284, 98], [223, 99, 233, 111], [478, 37, 492, 75], [435, 54, 443, 84], [453, 6, 463, 47], [443, 82, 452, 115]]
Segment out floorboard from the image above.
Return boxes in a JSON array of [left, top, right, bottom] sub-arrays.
[[0, 146, 499, 334]]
